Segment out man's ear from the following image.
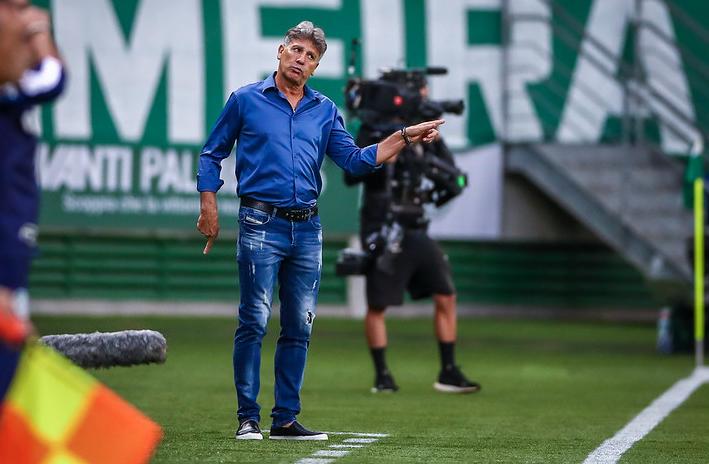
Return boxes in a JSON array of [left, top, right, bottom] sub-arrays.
[[277, 44, 285, 60]]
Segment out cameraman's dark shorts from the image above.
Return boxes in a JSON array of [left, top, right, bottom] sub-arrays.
[[364, 230, 455, 308]]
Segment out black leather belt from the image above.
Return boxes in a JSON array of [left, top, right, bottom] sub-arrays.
[[240, 197, 318, 222]]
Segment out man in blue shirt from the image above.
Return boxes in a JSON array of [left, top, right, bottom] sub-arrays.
[[197, 21, 443, 441]]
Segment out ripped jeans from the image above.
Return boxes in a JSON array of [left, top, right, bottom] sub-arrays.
[[234, 206, 323, 427]]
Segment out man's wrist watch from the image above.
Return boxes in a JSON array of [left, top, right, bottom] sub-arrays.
[[400, 127, 411, 146]]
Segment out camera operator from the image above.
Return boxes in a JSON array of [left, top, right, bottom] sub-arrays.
[[342, 71, 480, 394]]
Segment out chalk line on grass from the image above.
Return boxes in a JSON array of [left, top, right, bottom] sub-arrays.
[[324, 431, 389, 437], [293, 431, 390, 464], [342, 438, 378, 443], [584, 366, 709, 464], [294, 459, 334, 464]]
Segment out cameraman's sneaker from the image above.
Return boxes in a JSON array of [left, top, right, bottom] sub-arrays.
[[434, 365, 481, 394], [371, 370, 399, 393], [269, 421, 328, 440], [235, 419, 263, 440]]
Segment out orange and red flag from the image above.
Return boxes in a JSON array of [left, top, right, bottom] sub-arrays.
[[0, 342, 162, 463]]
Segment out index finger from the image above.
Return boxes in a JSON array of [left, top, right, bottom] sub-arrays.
[[203, 236, 215, 255], [425, 119, 445, 129]]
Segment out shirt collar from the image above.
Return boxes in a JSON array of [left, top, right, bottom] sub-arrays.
[[260, 72, 320, 104], [259, 72, 278, 92]]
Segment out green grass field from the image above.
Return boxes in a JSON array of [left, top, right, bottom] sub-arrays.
[[32, 314, 708, 463]]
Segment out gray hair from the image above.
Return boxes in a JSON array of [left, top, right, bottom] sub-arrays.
[[284, 21, 327, 58]]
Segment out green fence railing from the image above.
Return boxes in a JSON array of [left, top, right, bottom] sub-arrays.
[[30, 232, 658, 309]]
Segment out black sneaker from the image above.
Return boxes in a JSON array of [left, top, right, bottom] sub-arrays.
[[269, 421, 328, 440], [235, 419, 263, 440], [434, 365, 481, 394], [371, 370, 399, 393]]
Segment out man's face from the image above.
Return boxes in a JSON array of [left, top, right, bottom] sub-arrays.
[[277, 38, 320, 87], [0, 0, 32, 84]]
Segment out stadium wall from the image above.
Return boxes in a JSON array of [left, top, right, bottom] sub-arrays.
[[30, 232, 655, 309]]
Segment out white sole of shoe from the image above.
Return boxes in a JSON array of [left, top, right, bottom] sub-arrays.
[[236, 432, 263, 440], [370, 387, 397, 393], [269, 434, 329, 441], [433, 382, 480, 394]]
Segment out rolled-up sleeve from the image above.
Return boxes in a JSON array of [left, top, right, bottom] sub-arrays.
[[197, 93, 241, 192], [325, 111, 380, 177]]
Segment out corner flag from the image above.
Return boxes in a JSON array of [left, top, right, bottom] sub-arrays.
[[0, 342, 162, 463]]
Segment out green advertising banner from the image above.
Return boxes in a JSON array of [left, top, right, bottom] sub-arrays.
[[36, 142, 358, 232], [33, 0, 708, 233]]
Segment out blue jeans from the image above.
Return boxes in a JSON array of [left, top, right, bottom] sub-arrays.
[[234, 206, 322, 427]]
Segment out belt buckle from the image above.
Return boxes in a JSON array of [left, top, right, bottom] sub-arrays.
[[296, 209, 309, 221], [283, 207, 314, 221]]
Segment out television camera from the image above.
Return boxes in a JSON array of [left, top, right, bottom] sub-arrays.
[[344, 66, 464, 125]]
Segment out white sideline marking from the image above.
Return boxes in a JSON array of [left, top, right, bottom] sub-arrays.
[[292, 431, 389, 464], [324, 431, 389, 437], [584, 367, 709, 464], [343, 438, 378, 443], [313, 450, 349, 457]]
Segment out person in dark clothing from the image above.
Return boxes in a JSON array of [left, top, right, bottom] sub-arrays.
[[347, 117, 481, 395], [0, 0, 65, 321], [0, 0, 65, 401]]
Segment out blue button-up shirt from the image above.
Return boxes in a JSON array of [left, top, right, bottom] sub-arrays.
[[197, 72, 379, 208]]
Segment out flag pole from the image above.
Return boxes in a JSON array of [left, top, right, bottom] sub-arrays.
[[691, 139, 705, 368], [695, 174, 705, 367]]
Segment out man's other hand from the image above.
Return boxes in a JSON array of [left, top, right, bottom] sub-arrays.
[[197, 192, 219, 254], [375, 119, 445, 165], [405, 119, 445, 144]]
